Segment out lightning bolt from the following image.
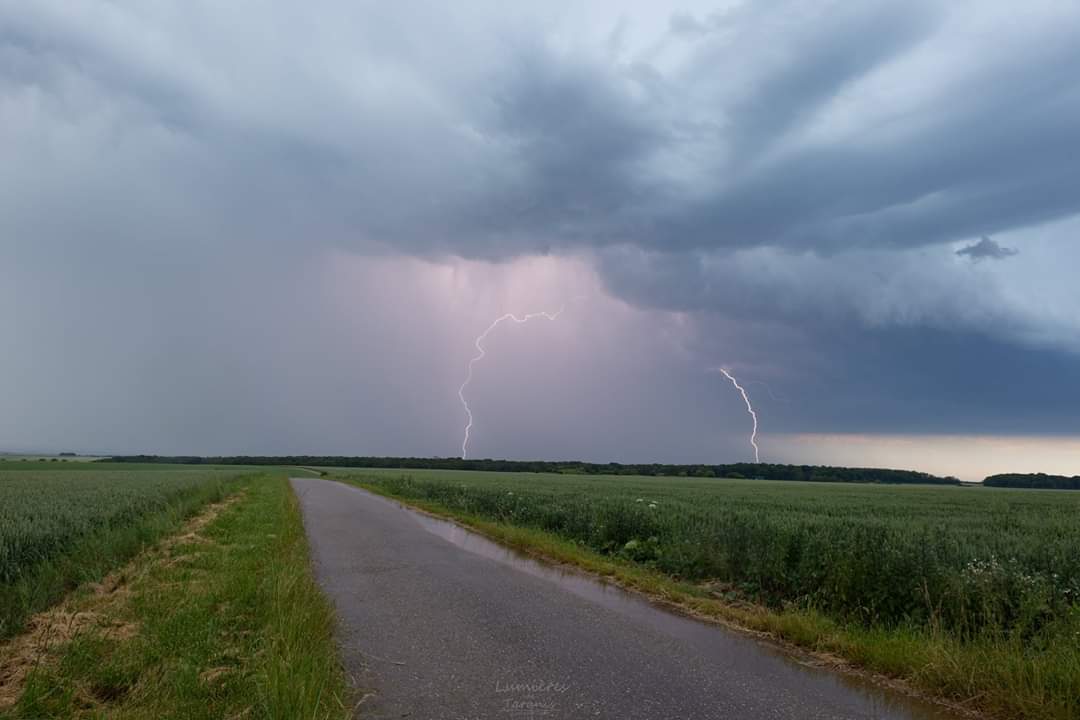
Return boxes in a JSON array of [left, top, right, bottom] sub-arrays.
[[719, 368, 761, 463], [458, 307, 565, 459]]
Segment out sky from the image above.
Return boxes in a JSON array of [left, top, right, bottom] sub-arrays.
[[3, 0, 1079, 480]]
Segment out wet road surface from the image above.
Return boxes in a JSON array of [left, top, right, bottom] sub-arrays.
[[291, 478, 960, 720]]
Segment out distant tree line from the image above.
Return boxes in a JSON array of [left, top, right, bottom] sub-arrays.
[[984, 473, 1080, 490], [102, 455, 962, 485]]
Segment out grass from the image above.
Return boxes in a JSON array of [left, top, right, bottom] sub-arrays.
[[0, 466, 261, 640], [335, 468, 1080, 720], [1, 473, 350, 719]]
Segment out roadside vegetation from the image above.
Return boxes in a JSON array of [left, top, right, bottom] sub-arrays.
[[0, 464, 256, 640], [337, 467, 1080, 720], [0, 465, 349, 719]]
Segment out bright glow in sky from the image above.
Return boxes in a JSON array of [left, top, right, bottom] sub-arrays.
[[774, 435, 1080, 482]]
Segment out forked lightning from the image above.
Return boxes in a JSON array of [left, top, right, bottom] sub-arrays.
[[458, 307, 565, 458], [719, 368, 761, 463]]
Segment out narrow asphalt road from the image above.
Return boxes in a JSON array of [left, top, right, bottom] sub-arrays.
[[291, 478, 957, 720]]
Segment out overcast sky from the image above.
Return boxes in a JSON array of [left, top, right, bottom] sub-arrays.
[[4, 1, 1079, 479]]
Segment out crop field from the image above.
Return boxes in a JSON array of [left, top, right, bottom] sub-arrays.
[[338, 469, 1080, 676], [0, 463, 253, 638], [0, 466, 349, 718]]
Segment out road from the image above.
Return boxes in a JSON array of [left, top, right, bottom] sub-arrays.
[[291, 478, 958, 720]]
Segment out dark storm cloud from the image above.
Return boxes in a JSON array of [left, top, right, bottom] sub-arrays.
[[4, 0, 1080, 453], [695, 2, 936, 165], [596, 240, 1069, 338], [452, 1, 954, 254], [434, 1, 1080, 264], [636, 36, 1080, 256], [957, 237, 1019, 261], [6, 1, 1079, 262], [661, 74, 1080, 255], [457, 42, 663, 253], [730, 324, 1080, 435]]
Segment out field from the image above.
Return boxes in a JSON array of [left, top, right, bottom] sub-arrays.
[[0, 465, 250, 582], [6, 461, 1077, 718], [337, 467, 1080, 720], [0, 464, 252, 639], [0, 463, 348, 718]]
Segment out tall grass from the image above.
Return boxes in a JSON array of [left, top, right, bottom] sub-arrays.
[[260, 481, 350, 719], [4, 475, 350, 719], [0, 467, 252, 639]]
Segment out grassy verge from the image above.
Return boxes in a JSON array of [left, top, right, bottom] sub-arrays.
[[1, 475, 247, 642], [345, 478, 1079, 720], [1, 474, 349, 719]]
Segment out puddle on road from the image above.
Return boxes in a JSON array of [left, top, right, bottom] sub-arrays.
[[390, 497, 963, 720]]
